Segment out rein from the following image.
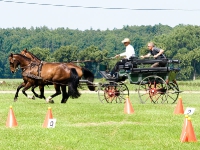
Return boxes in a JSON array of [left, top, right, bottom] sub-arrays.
[[71, 60, 96, 63], [71, 57, 115, 63], [19, 61, 39, 71]]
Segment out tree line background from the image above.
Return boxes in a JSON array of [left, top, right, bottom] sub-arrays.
[[1, 24, 200, 80]]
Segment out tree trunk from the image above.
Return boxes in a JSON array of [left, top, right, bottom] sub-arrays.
[[193, 62, 196, 80]]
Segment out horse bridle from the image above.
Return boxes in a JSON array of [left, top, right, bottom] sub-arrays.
[[10, 57, 37, 73], [9, 58, 20, 72]]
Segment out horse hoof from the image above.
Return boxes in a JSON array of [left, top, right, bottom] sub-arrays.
[[14, 98, 17, 102], [49, 100, 54, 103], [32, 96, 35, 100]]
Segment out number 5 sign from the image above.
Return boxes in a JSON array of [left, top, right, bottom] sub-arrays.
[[184, 107, 195, 115]]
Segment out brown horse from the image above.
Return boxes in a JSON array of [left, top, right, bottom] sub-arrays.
[[9, 53, 81, 103], [20, 49, 96, 92]]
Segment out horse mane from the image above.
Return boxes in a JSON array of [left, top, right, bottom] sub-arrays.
[[14, 54, 32, 61], [23, 50, 41, 61]]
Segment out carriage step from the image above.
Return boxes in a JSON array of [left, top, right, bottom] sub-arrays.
[[99, 71, 116, 80], [99, 71, 109, 78]]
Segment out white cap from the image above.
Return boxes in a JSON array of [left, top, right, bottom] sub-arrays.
[[121, 38, 130, 43]]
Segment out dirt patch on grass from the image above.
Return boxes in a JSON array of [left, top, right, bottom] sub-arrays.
[[70, 121, 141, 127]]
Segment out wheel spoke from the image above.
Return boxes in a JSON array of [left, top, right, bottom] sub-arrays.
[[138, 75, 168, 104], [166, 82, 179, 104], [98, 81, 129, 103]]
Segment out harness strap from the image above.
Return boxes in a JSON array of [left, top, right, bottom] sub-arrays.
[[21, 61, 43, 79], [22, 72, 42, 79], [38, 61, 43, 77]]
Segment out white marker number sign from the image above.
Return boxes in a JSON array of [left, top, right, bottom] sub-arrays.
[[47, 119, 57, 128], [184, 107, 195, 115]]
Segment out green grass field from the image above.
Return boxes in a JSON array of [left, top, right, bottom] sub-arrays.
[[0, 91, 199, 150]]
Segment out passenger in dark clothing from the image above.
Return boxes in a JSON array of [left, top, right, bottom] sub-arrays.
[[140, 42, 166, 67]]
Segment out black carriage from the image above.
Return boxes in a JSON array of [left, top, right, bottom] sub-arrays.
[[98, 57, 181, 104]]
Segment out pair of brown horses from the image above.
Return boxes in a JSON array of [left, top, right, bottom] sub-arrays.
[[8, 49, 95, 103]]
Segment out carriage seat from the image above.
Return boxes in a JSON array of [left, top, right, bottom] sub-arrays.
[[118, 61, 137, 70], [129, 56, 139, 60], [130, 67, 180, 73], [118, 58, 170, 70], [99, 71, 116, 80], [131, 67, 169, 73]]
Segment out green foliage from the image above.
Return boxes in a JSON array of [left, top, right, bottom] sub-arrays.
[[1, 24, 200, 79], [78, 46, 108, 76], [29, 47, 52, 61], [154, 25, 200, 59], [53, 45, 78, 62]]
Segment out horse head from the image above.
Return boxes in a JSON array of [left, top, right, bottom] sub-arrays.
[[20, 49, 41, 63], [20, 48, 27, 56], [9, 53, 32, 73], [9, 53, 20, 73]]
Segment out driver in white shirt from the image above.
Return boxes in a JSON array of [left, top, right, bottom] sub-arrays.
[[110, 38, 135, 77]]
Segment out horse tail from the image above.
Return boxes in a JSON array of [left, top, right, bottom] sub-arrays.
[[68, 68, 81, 98], [82, 67, 96, 91]]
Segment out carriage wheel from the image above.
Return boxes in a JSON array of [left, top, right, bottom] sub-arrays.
[[166, 80, 179, 104], [98, 81, 129, 103], [138, 75, 168, 104]]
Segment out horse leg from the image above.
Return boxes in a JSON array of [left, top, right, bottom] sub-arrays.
[[38, 85, 46, 99], [31, 85, 39, 98], [61, 85, 69, 103], [14, 82, 25, 102], [46, 84, 61, 103], [22, 82, 34, 100], [31, 85, 46, 99]]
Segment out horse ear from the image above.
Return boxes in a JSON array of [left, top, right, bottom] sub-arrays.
[[9, 53, 14, 63]]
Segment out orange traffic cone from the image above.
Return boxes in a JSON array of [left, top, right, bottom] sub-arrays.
[[6, 106, 18, 127], [180, 115, 188, 141], [181, 117, 197, 142], [186, 117, 197, 142], [174, 96, 184, 114], [43, 107, 53, 128], [124, 96, 134, 114]]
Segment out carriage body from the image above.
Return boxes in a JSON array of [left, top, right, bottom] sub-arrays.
[[128, 67, 179, 84], [98, 58, 181, 104]]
